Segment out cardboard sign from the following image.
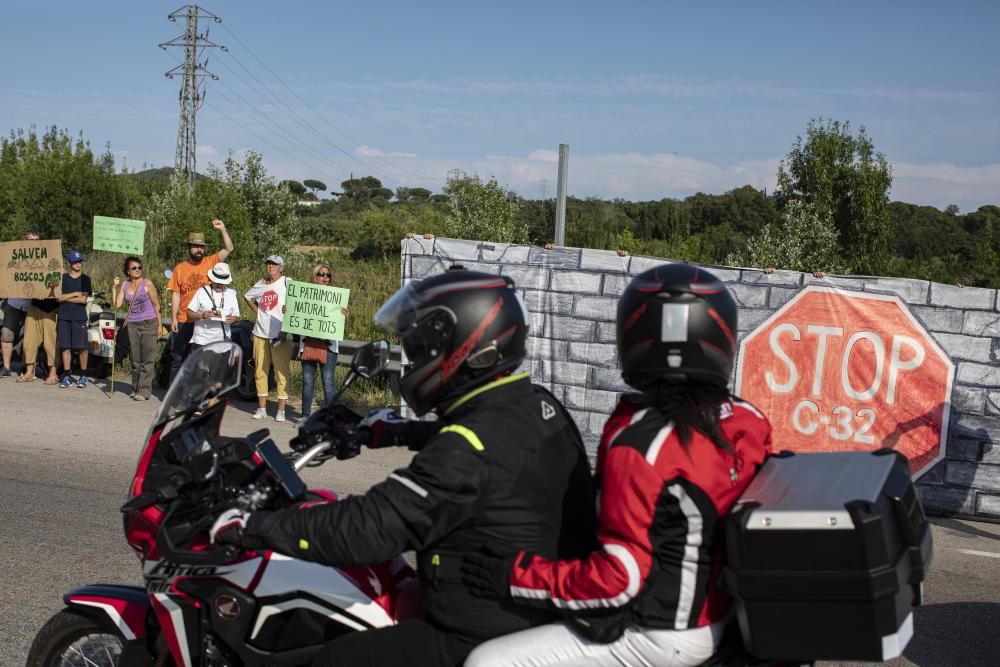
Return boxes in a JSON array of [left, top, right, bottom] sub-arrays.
[[282, 279, 350, 341], [93, 216, 146, 255], [735, 286, 954, 479], [0, 240, 63, 299]]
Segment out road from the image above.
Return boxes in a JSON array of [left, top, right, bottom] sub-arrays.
[[1, 377, 999, 666]]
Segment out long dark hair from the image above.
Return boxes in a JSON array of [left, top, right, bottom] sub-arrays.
[[644, 382, 733, 452]]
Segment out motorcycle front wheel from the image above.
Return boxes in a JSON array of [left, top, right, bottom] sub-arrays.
[[26, 609, 124, 667]]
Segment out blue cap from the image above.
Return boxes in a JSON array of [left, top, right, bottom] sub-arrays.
[[66, 250, 85, 263]]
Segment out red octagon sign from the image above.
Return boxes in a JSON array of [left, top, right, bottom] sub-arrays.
[[735, 286, 954, 478]]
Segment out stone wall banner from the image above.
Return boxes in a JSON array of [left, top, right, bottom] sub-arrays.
[[400, 236, 1000, 520]]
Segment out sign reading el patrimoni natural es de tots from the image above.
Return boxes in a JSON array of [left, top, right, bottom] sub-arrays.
[[281, 279, 350, 341], [0, 239, 63, 299], [93, 215, 146, 255]]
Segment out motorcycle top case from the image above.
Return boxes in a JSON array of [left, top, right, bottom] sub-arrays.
[[723, 450, 932, 663]]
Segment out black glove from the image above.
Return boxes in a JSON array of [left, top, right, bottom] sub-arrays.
[[461, 547, 520, 600]]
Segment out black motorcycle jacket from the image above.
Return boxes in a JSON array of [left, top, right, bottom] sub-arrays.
[[243, 372, 597, 640]]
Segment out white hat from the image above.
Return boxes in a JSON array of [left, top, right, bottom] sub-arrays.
[[265, 255, 285, 266], [208, 262, 233, 285]]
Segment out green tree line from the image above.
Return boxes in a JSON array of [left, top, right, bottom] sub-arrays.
[[3, 122, 998, 288]]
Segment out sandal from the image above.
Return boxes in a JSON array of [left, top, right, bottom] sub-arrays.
[[16, 374, 35, 383], [43, 376, 59, 385]]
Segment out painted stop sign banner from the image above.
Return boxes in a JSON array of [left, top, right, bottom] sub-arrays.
[[735, 286, 954, 478]]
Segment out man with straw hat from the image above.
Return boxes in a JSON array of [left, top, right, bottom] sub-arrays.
[[166, 219, 233, 382]]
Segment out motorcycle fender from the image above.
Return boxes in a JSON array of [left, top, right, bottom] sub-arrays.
[[64, 584, 149, 639]]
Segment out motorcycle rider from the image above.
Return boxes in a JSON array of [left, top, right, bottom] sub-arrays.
[[211, 267, 597, 666], [460, 264, 773, 667]]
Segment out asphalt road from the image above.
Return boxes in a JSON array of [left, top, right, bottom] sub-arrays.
[[1, 376, 999, 666]]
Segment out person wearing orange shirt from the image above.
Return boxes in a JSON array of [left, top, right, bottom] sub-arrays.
[[166, 220, 233, 382]]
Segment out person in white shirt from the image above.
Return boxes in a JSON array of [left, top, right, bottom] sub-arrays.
[[187, 263, 240, 349], [243, 255, 291, 422]]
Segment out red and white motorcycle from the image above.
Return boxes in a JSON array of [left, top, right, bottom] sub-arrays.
[[27, 340, 420, 667]]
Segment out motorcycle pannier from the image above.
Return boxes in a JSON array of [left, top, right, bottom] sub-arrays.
[[724, 450, 932, 663]]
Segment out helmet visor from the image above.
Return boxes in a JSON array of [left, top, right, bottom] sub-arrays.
[[374, 282, 425, 335]]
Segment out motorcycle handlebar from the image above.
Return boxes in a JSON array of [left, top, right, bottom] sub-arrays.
[[157, 507, 241, 565]]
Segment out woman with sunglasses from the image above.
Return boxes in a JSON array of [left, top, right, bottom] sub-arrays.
[[113, 256, 162, 400], [298, 264, 349, 421]]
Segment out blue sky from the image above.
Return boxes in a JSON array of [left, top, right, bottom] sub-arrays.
[[3, 1, 998, 210]]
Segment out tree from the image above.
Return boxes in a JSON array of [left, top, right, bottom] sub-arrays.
[[0, 127, 139, 248], [340, 176, 393, 211], [776, 119, 892, 273], [281, 180, 306, 196], [443, 175, 526, 243], [303, 179, 327, 197], [395, 186, 432, 203], [727, 199, 845, 273]]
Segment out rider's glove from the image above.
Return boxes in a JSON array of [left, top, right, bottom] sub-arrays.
[[359, 408, 410, 448], [461, 547, 523, 600], [210, 508, 251, 546]]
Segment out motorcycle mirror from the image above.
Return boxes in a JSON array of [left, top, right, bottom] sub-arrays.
[[351, 339, 390, 379]]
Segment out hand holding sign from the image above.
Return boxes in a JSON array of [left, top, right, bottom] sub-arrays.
[[281, 279, 350, 341]]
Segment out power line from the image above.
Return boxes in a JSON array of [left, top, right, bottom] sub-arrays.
[[217, 21, 435, 183], [165, 46, 356, 180], [216, 48, 403, 188]]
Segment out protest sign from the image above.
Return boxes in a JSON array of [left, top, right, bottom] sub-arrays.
[[0, 239, 63, 298], [281, 279, 350, 341], [93, 216, 146, 255]]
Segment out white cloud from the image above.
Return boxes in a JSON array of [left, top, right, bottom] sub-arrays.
[[890, 162, 1000, 211], [355, 144, 417, 158], [196, 144, 219, 158]]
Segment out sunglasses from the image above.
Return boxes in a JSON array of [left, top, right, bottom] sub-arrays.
[[128, 265, 142, 271], [316, 272, 331, 278]]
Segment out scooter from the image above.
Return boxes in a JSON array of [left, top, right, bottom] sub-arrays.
[[27, 340, 419, 667]]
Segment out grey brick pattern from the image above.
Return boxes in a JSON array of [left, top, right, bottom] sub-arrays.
[[402, 238, 1000, 520]]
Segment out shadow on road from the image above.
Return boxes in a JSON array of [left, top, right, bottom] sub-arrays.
[[905, 602, 1000, 666]]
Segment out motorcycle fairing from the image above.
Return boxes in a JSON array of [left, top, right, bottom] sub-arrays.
[[64, 584, 149, 640]]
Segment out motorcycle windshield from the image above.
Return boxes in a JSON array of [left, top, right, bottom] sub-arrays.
[[151, 341, 243, 434]]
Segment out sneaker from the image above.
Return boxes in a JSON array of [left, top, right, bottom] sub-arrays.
[[59, 376, 73, 388], [0, 367, 10, 377], [133, 394, 145, 401], [252, 408, 266, 420], [77, 376, 88, 389], [275, 410, 286, 423]]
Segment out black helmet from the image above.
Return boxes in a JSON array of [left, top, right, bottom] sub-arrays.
[[374, 268, 529, 416], [617, 264, 737, 390]]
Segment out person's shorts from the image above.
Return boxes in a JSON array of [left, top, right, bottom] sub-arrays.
[[57, 319, 88, 350], [1, 303, 25, 344]]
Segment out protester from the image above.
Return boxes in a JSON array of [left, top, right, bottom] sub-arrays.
[[1, 230, 40, 377], [244, 255, 290, 422], [113, 256, 163, 400], [297, 263, 349, 421], [166, 219, 233, 382], [461, 265, 773, 667], [186, 263, 239, 351], [18, 272, 60, 385], [55, 250, 93, 388], [212, 268, 597, 666]]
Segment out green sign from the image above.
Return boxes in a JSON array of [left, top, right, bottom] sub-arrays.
[[282, 279, 350, 341], [93, 216, 146, 255]]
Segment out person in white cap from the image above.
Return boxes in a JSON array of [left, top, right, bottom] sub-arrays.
[[244, 255, 291, 422], [187, 262, 240, 351]]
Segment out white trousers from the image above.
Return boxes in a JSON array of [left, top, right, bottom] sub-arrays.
[[464, 619, 725, 667]]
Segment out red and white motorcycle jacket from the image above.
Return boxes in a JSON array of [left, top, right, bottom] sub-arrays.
[[507, 394, 772, 632]]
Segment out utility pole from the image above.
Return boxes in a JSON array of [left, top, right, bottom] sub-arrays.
[[554, 144, 569, 246], [539, 178, 549, 201], [160, 5, 224, 184]]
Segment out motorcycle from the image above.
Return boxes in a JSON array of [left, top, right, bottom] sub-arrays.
[[27, 339, 420, 667], [155, 320, 261, 402]]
